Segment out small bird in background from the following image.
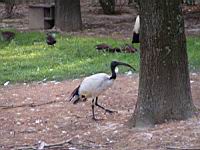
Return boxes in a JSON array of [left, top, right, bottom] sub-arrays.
[[46, 33, 56, 46], [69, 61, 136, 120], [132, 15, 140, 44], [96, 43, 112, 52], [95, 43, 137, 53], [121, 44, 137, 53], [108, 47, 121, 53], [1, 31, 15, 41]]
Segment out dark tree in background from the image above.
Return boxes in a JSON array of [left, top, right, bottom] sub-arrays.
[[128, 0, 133, 4], [99, 0, 115, 14], [0, 0, 16, 18], [183, 0, 196, 5], [129, 0, 196, 127], [55, 0, 82, 31]]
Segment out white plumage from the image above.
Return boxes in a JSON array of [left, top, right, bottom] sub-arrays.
[[133, 15, 140, 34], [79, 73, 114, 98], [69, 61, 135, 120]]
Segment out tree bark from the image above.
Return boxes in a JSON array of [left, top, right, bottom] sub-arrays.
[[129, 0, 196, 128], [91, 0, 99, 6], [99, 0, 115, 14], [55, 0, 82, 31], [4, 0, 15, 18], [128, 0, 133, 4]]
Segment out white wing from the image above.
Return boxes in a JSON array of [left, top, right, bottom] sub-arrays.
[[79, 73, 114, 98]]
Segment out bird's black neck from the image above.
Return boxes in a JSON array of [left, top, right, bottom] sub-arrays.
[[110, 66, 117, 80]]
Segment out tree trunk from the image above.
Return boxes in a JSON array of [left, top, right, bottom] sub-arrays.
[[5, 0, 15, 18], [99, 0, 115, 14], [55, 0, 82, 31], [91, 0, 99, 6], [129, 0, 196, 128], [128, 0, 133, 4]]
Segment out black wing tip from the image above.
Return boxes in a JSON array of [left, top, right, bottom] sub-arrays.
[[68, 85, 80, 102], [73, 97, 80, 104]]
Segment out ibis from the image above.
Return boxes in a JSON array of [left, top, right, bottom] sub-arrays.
[[96, 43, 112, 51], [132, 15, 140, 44], [46, 33, 56, 46], [1, 31, 15, 41], [121, 44, 137, 53], [69, 61, 136, 120]]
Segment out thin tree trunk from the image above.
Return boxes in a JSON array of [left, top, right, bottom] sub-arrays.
[[5, 0, 15, 18], [128, 0, 133, 4], [55, 0, 82, 31], [129, 0, 196, 128], [99, 0, 115, 14]]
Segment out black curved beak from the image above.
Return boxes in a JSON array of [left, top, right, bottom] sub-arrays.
[[112, 61, 136, 71]]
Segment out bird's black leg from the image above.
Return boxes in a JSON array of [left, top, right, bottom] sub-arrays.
[[95, 97, 114, 114], [92, 98, 96, 120]]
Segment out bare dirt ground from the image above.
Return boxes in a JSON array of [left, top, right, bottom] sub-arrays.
[[0, 1, 200, 150], [0, 74, 200, 150]]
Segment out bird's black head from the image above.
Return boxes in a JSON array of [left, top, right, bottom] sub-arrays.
[[110, 61, 136, 79]]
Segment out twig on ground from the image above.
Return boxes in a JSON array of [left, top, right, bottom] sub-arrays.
[[0, 99, 65, 110], [15, 138, 73, 150], [15, 146, 37, 150], [166, 146, 200, 150], [42, 138, 73, 148]]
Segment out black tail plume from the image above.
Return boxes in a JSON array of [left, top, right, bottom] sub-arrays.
[[69, 85, 80, 104]]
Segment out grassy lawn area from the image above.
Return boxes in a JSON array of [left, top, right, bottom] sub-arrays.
[[0, 31, 200, 85]]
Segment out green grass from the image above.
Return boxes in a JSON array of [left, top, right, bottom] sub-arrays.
[[0, 30, 199, 85], [187, 36, 200, 71], [0, 31, 139, 85]]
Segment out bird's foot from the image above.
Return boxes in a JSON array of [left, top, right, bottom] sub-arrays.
[[92, 117, 98, 121], [92, 117, 104, 121]]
